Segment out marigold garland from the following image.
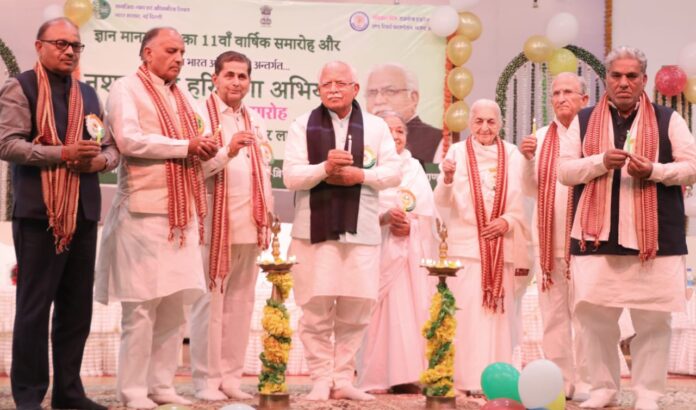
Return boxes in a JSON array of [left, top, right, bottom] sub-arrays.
[[258, 276, 293, 394], [420, 282, 457, 397]]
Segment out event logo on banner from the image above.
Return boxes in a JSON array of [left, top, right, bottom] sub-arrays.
[[80, 0, 445, 187]]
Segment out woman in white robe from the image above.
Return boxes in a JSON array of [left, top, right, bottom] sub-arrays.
[[356, 112, 437, 393], [433, 100, 531, 393]]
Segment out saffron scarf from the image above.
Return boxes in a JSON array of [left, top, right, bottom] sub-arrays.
[[136, 64, 207, 244], [34, 62, 83, 253], [577, 93, 658, 261], [537, 122, 574, 290], [205, 95, 270, 290], [466, 137, 507, 313]]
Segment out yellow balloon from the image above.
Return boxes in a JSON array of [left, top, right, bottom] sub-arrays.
[[546, 391, 566, 410], [447, 35, 473, 66], [447, 67, 474, 100], [445, 101, 470, 132], [64, 0, 93, 26], [548, 48, 578, 76], [684, 76, 696, 104], [456, 12, 482, 41], [524, 35, 554, 63]]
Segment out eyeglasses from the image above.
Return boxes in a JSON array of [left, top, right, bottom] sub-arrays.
[[39, 39, 86, 53], [319, 81, 355, 90], [551, 89, 584, 98], [365, 87, 409, 99]]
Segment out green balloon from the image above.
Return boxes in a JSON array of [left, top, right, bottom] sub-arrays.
[[480, 362, 521, 402]]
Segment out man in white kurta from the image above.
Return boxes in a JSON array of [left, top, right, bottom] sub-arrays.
[[283, 61, 401, 401], [434, 99, 530, 393], [189, 51, 274, 401], [519, 72, 589, 399], [558, 47, 696, 410], [356, 112, 436, 393], [95, 28, 218, 409]]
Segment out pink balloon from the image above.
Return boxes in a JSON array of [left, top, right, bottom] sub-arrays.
[[655, 65, 687, 97], [481, 398, 526, 410]]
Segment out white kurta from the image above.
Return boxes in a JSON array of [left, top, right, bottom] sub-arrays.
[[521, 118, 580, 394], [434, 138, 529, 391], [95, 72, 207, 305], [283, 108, 402, 306], [190, 95, 274, 393], [357, 150, 437, 390], [558, 110, 696, 312]]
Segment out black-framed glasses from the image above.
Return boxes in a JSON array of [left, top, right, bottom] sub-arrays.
[[39, 39, 86, 53]]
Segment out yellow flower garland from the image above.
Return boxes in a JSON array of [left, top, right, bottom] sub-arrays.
[[420, 283, 457, 397], [258, 271, 293, 395]]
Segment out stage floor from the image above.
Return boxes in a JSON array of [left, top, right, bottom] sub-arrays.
[[0, 375, 695, 409]]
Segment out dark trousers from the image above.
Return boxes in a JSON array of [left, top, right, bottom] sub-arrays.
[[11, 217, 97, 409]]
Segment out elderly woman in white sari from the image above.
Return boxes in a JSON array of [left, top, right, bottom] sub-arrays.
[[356, 111, 437, 394], [434, 99, 531, 394]]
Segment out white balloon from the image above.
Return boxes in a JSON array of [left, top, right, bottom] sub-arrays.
[[429, 6, 460, 38], [42, 4, 64, 21], [449, 0, 481, 12], [678, 43, 696, 76], [545, 12, 579, 48], [219, 404, 254, 410], [518, 359, 564, 409]]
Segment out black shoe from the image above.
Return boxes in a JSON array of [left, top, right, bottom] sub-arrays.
[[17, 404, 43, 410], [52, 397, 108, 410]]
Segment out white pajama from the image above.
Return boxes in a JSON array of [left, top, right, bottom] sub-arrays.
[[189, 244, 260, 392], [117, 291, 187, 403], [299, 295, 374, 388]]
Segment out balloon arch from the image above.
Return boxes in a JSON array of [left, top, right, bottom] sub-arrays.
[[494, 44, 605, 145]]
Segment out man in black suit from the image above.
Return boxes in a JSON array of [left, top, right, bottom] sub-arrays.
[[365, 63, 443, 164], [0, 18, 118, 410]]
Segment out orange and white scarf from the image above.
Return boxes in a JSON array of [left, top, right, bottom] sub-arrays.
[[537, 122, 574, 291], [34, 62, 83, 253], [205, 95, 270, 290], [577, 92, 658, 261], [136, 64, 207, 244], [466, 137, 507, 313]]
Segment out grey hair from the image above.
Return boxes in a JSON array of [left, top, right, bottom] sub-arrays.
[[469, 99, 502, 124], [139, 27, 180, 60], [605, 46, 648, 74], [318, 61, 358, 83], [552, 72, 587, 95], [376, 110, 408, 136], [367, 63, 419, 91]]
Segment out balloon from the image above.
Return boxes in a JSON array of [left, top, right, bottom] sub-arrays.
[[43, 4, 64, 20], [678, 42, 696, 76], [219, 404, 255, 410], [546, 391, 566, 410], [456, 12, 482, 41], [446, 35, 473, 66], [548, 48, 578, 76], [545, 12, 579, 48], [523, 35, 554, 63], [684, 76, 696, 104], [480, 362, 521, 402], [447, 66, 474, 99], [445, 100, 470, 132], [155, 405, 191, 410], [481, 398, 526, 410], [655, 65, 687, 97], [429, 6, 460, 37], [64, 0, 94, 26], [518, 359, 564, 409], [449, 0, 480, 12]]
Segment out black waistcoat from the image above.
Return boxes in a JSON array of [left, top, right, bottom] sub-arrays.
[[570, 103, 687, 256], [13, 69, 102, 221]]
